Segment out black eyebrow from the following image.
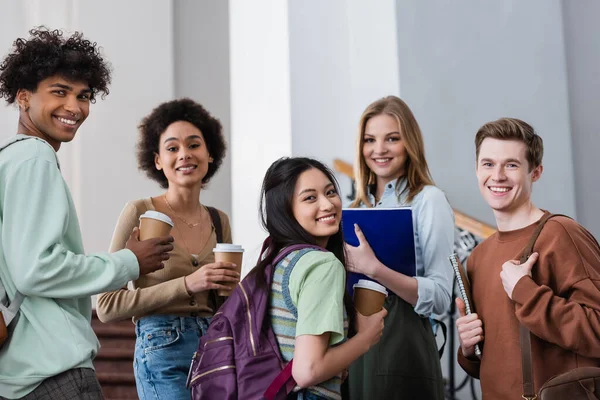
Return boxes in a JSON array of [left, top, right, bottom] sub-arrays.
[[298, 188, 316, 196], [298, 183, 334, 196], [49, 83, 92, 94], [163, 135, 203, 144]]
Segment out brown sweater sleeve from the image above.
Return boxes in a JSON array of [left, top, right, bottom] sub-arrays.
[[96, 201, 190, 322], [512, 220, 600, 357], [457, 349, 481, 379]]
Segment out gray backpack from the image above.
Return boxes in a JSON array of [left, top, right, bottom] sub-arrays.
[[0, 135, 48, 348]]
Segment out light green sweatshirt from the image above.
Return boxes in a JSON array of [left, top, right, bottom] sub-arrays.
[[0, 135, 139, 399]]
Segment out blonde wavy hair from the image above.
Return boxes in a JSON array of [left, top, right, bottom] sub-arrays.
[[350, 96, 434, 207]]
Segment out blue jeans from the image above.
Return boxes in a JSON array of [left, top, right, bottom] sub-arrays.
[[134, 315, 211, 400]]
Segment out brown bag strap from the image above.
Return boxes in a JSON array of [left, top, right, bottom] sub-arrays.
[[519, 213, 569, 399], [206, 206, 223, 244], [520, 324, 537, 399]]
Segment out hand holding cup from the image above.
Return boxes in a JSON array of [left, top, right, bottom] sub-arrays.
[[126, 211, 175, 276], [184, 261, 240, 294]]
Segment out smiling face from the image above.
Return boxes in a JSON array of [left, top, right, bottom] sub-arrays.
[[476, 138, 542, 217], [16, 75, 91, 150], [154, 121, 212, 189], [362, 113, 407, 187], [292, 168, 342, 247]]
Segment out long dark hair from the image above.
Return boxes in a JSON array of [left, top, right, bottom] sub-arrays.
[[249, 157, 356, 333]]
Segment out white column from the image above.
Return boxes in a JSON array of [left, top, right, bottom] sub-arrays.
[[287, 0, 401, 197], [229, 0, 293, 275], [75, 0, 175, 253]]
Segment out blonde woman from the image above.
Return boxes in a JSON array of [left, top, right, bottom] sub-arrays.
[[346, 96, 454, 399]]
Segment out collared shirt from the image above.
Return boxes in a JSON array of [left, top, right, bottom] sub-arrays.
[[358, 178, 455, 317]]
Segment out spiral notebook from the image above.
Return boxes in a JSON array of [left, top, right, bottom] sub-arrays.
[[449, 253, 482, 358], [342, 207, 416, 296]]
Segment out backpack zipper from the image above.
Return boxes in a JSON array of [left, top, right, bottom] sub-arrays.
[[186, 351, 198, 388], [190, 365, 236, 384], [238, 282, 257, 356], [205, 336, 233, 346]]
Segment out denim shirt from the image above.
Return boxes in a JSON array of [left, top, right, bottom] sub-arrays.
[[354, 178, 455, 317]]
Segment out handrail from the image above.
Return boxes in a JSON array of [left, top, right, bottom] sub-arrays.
[[333, 158, 496, 239]]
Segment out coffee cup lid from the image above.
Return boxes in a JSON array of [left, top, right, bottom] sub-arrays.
[[353, 279, 388, 296], [139, 211, 174, 227], [213, 243, 244, 253]]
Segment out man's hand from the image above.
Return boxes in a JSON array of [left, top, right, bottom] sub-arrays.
[[455, 298, 483, 358], [125, 227, 174, 276], [500, 252, 539, 300]]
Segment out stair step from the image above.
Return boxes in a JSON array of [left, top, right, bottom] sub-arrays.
[[97, 372, 136, 385], [99, 337, 137, 350], [92, 310, 137, 399], [94, 359, 134, 375], [101, 384, 139, 400], [97, 347, 133, 361], [91, 320, 136, 338]]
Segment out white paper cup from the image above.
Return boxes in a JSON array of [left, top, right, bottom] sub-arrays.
[[353, 279, 388, 316], [213, 244, 244, 296], [139, 211, 173, 240]]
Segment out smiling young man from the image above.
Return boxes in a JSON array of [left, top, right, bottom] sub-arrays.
[[455, 118, 600, 399], [0, 28, 173, 399]]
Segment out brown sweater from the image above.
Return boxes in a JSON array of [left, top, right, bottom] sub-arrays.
[[96, 198, 232, 322], [458, 212, 600, 399]]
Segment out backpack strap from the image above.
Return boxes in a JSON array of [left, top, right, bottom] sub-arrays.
[[273, 244, 324, 265], [264, 360, 294, 400], [519, 213, 569, 399], [262, 242, 326, 399], [0, 283, 24, 326], [206, 206, 223, 243]]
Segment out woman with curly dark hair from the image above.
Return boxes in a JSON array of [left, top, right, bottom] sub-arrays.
[[0, 27, 172, 399], [96, 98, 236, 400]]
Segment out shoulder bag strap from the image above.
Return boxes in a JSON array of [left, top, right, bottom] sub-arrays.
[[519, 213, 568, 399], [206, 206, 223, 243]]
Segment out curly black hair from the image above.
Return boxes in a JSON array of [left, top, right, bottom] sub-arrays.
[[137, 98, 226, 188], [0, 27, 111, 104]]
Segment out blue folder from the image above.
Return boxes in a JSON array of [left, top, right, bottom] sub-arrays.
[[342, 207, 416, 296]]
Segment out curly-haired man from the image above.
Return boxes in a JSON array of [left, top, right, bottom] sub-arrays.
[[0, 28, 174, 399]]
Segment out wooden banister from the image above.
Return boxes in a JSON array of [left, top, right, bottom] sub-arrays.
[[333, 158, 496, 239]]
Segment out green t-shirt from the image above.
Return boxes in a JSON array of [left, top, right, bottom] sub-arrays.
[[288, 251, 346, 345]]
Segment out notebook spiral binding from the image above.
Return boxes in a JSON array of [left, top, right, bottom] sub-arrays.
[[449, 253, 482, 359]]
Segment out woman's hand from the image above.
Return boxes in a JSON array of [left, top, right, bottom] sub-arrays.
[[184, 262, 240, 294], [344, 223, 382, 279], [355, 307, 387, 349]]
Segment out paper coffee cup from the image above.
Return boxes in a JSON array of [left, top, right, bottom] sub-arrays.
[[353, 279, 388, 316], [213, 244, 244, 296], [139, 211, 173, 241]]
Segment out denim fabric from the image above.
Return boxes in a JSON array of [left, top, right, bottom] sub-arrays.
[[134, 315, 211, 400]]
